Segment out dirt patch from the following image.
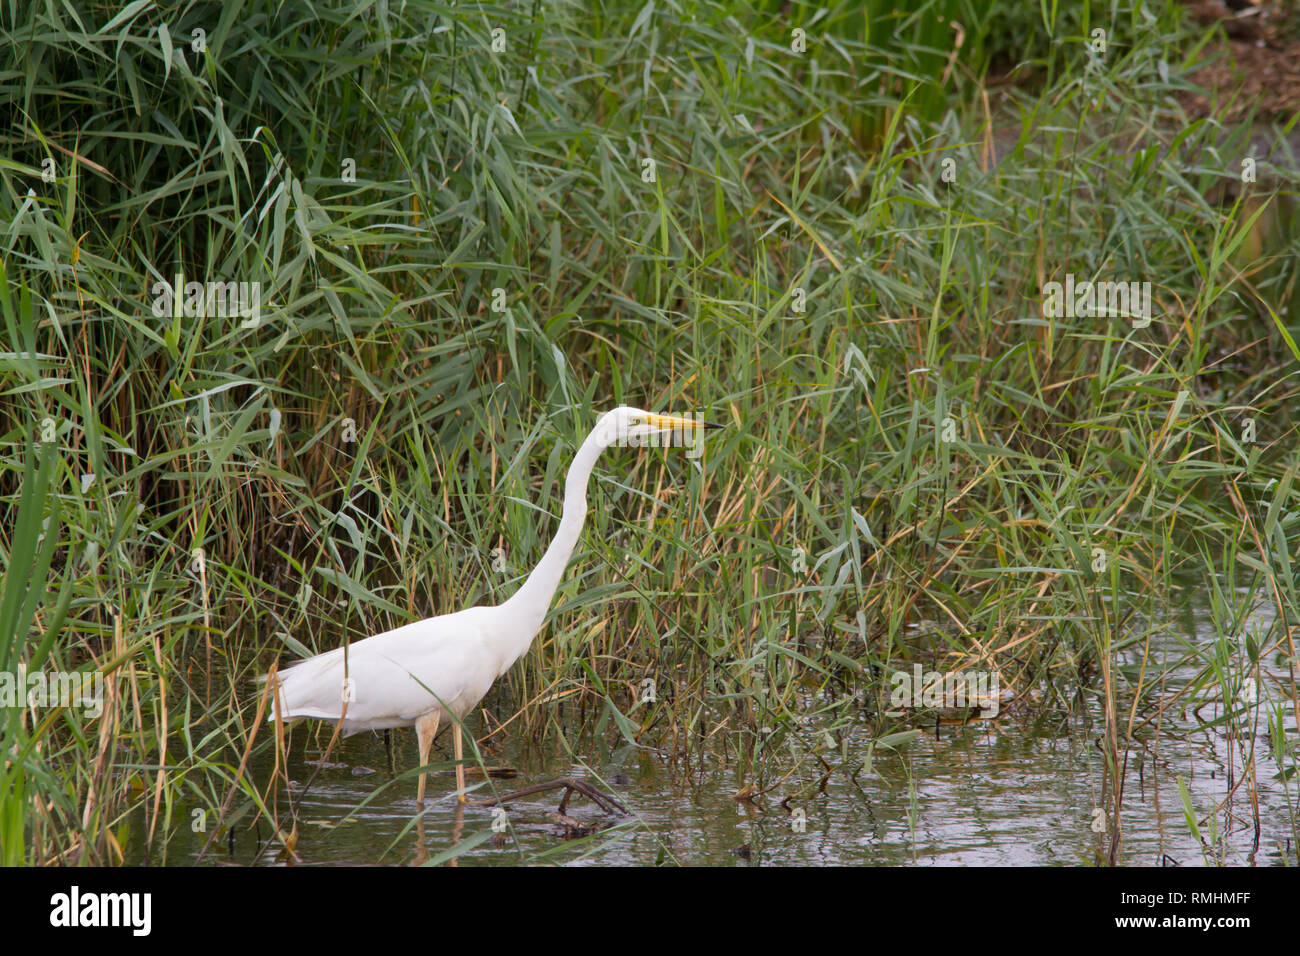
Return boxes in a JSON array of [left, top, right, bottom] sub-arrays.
[[1180, 1, 1300, 120]]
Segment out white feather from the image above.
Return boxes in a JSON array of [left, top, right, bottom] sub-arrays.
[[269, 605, 507, 734]]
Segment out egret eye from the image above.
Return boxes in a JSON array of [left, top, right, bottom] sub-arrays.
[[629, 417, 641, 425]]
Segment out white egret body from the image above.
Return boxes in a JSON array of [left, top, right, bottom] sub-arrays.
[[266, 407, 718, 804]]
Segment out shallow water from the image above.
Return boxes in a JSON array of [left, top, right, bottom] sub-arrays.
[[159, 598, 1297, 866]]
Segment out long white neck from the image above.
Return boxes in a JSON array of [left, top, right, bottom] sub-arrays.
[[499, 428, 606, 660]]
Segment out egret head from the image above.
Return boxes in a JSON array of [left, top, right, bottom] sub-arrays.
[[593, 406, 722, 455]]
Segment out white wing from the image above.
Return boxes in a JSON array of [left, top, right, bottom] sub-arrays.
[[269, 605, 504, 734]]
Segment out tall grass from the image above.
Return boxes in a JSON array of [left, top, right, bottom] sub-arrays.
[[1, 0, 1297, 864]]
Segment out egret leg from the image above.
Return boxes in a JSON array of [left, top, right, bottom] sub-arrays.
[[415, 711, 440, 807], [453, 722, 467, 804]]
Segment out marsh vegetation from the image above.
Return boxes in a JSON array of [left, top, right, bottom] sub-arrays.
[[1, 0, 1297, 866]]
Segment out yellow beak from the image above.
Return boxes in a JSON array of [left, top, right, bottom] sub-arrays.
[[646, 413, 724, 431]]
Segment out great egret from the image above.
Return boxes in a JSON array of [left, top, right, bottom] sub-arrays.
[[266, 406, 720, 806]]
